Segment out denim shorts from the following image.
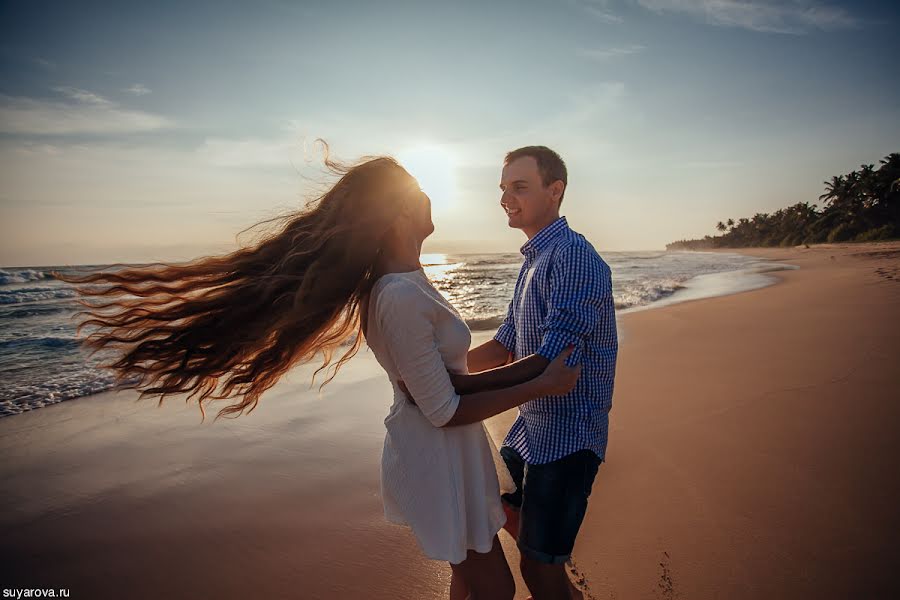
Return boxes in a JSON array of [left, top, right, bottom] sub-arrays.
[[500, 446, 602, 565]]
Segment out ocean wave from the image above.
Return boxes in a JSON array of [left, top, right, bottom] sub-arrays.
[[464, 315, 505, 331], [611, 253, 667, 261], [741, 263, 800, 275], [0, 253, 792, 418], [0, 305, 71, 319], [0, 287, 78, 304], [464, 260, 523, 267], [422, 261, 466, 270], [0, 268, 52, 285], [0, 369, 137, 418], [613, 280, 686, 310], [0, 336, 82, 351]]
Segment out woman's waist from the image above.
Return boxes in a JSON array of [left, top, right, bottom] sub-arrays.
[[383, 399, 483, 435]]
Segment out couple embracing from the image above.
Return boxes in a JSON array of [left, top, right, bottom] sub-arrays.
[[59, 143, 618, 600], [363, 145, 618, 599]]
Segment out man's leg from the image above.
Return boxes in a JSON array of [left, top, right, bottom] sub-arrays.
[[515, 449, 602, 600], [520, 557, 577, 600], [499, 445, 525, 541], [502, 501, 520, 540]]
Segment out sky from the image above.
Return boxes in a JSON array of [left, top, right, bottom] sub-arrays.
[[1, 0, 898, 266]]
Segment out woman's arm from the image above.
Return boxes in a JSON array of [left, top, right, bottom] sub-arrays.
[[377, 280, 580, 429], [449, 353, 550, 395], [441, 347, 579, 427]]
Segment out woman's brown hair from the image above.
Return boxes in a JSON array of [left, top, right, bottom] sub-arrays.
[[52, 142, 422, 422]]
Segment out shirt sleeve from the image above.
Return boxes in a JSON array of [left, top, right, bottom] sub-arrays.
[[493, 298, 516, 352], [375, 279, 460, 427], [536, 243, 611, 367]]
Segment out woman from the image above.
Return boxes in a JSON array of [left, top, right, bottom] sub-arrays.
[[54, 143, 580, 599]]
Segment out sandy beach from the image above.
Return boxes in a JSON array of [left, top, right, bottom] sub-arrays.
[[2, 241, 899, 599]]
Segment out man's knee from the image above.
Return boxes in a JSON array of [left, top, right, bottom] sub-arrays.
[[520, 554, 563, 580], [521, 555, 571, 599]]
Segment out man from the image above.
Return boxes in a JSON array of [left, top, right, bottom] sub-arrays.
[[466, 146, 618, 600]]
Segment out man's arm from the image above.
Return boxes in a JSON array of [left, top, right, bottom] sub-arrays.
[[533, 243, 609, 366], [468, 291, 518, 372], [466, 338, 512, 373]]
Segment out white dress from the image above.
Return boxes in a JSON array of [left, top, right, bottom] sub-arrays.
[[365, 268, 514, 564]]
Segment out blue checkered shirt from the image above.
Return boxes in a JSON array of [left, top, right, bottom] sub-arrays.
[[494, 216, 618, 465]]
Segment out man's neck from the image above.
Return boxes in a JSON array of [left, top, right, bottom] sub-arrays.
[[523, 213, 561, 240]]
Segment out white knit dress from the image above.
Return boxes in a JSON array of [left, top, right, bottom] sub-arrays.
[[365, 268, 514, 564]]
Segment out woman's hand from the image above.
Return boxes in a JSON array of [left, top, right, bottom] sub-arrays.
[[448, 371, 465, 392], [399, 371, 463, 405], [397, 379, 416, 406], [536, 346, 582, 396]]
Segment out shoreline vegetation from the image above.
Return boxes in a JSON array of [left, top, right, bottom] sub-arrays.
[[667, 152, 900, 251]]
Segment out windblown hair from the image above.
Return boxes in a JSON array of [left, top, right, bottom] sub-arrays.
[[53, 142, 421, 421]]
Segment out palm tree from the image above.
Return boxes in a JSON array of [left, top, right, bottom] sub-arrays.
[[819, 175, 845, 205], [858, 164, 877, 210], [674, 152, 899, 249]]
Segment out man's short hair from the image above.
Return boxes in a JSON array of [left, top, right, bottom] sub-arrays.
[[504, 146, 568, 205]]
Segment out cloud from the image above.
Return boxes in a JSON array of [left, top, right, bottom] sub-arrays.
[[194, 115, 399, 169], [585, 6, 625, 23], [0, 88, 173, 135], [195, 80, 628, 175], [52, 86, 113, 106], [442, 82, 628, 169], [196, 136, 308, 168], [574, 0, 625, 23], [123, 83, 152, 96], [578, 44, 646, 60], [33, 57, 55, 70], [634, 0, 860, 34]]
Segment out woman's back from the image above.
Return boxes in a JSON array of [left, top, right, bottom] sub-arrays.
[[363, 268, 512, 564]]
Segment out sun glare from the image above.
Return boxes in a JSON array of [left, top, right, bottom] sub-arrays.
[[396, 144, 457, 211]]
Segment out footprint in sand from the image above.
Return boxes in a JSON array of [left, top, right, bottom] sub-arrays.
[[656, 551, 677, 600], [874, 267, 899, 282], [566, 558, 597, 600]]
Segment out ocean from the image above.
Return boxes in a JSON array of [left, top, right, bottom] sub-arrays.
[[0, 251, 795, 418]]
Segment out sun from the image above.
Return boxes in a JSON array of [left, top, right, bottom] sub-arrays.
[[396, 144, 457, 211]]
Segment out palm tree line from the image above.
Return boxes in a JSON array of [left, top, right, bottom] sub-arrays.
[[667, 152, 900, 250]]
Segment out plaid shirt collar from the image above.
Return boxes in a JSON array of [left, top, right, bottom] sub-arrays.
[[519, 216, 569, 261]]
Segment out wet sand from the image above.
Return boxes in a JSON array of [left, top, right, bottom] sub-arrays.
[[1, 241, 898, 599]]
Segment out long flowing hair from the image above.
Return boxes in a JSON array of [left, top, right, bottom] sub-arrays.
[[52, 143, 421, 421]]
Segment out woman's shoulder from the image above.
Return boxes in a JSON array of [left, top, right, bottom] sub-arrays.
[[374, 271, 424, 294], [372, 272, 430, 313]]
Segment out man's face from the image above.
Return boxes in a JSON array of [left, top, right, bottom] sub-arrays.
[[499, 156, 559, 233]]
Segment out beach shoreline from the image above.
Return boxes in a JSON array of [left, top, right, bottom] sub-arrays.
[[2, 249, 798, 419], [1, 241, 898, 599]]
